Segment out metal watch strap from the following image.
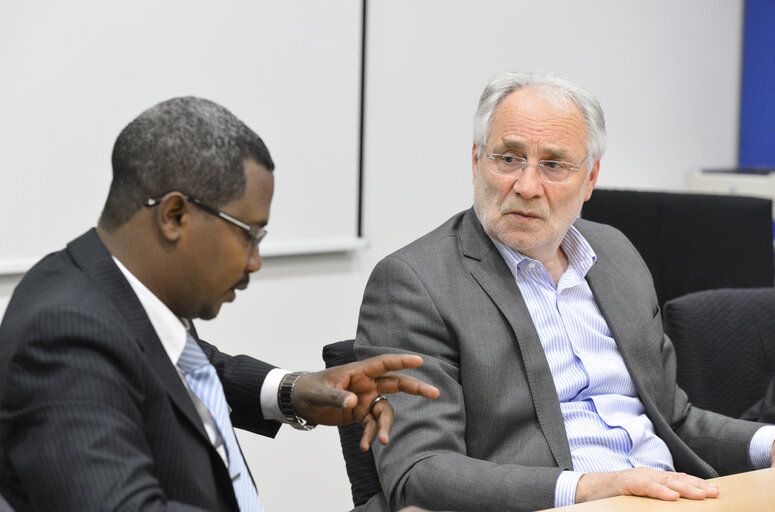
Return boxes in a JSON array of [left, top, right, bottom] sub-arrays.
[[277, 371, 317, 431]]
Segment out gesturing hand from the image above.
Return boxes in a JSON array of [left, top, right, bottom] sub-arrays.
[[576, 467, 719, 503], [290, 354, 439, 451]]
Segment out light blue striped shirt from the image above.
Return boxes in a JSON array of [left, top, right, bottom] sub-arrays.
[[492, 226, 775, 507]]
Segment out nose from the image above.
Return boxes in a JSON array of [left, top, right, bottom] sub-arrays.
[[246, 247, 262, 273], [511, 162, 544, 199]]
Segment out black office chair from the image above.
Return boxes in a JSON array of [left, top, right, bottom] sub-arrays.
[[582, 189, 774, 307], [322, 340, 383, 509], [663, 287, 775, 418]]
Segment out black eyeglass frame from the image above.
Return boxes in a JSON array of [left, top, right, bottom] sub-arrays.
[[144, 194, 267, 250]]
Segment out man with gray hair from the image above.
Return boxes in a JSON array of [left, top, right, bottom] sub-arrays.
[[0, 97, 439, 511], [355, 71, 775, 511]]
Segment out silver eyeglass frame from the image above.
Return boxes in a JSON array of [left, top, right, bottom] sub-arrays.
[[485, 152, 590, 183]]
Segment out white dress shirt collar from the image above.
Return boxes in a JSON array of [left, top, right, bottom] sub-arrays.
[[112, 256, 187, 365], [491, 224, 597, 280]]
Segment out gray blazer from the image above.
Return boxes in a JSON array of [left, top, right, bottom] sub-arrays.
[[355, 208, 764, 512]]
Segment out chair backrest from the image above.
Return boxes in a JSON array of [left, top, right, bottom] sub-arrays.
[[663, 288, 775, 417], [322, 340, 382, 508], [582, 189, 774, 306]]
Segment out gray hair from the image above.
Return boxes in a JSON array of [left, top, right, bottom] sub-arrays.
[[473, 71, 606, 167], [99, 96, 274, 230]]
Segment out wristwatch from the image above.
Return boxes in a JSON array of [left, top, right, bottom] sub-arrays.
[[277, 371, 317, 431]]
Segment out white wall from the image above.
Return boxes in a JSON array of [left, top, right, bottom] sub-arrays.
[[0, 0, 364, 273], [0, 1, 744, 510]]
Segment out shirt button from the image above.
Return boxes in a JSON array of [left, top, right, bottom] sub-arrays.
[[528, 263, 535, 269]]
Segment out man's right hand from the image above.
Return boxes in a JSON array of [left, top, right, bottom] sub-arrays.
[[291, 354, 439, 450], [575, 467, 719, 503]]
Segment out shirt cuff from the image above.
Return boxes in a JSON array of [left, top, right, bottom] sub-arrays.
[[749, 425, 775, 469], [555, 470, 584, 508], [260, 368, 290, 422]]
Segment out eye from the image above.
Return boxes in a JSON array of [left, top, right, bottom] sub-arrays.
[[500, 154, 522, 165], [542, 160, 565, 169]]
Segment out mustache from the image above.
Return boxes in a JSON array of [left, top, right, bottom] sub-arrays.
[[500, 199, 548, 218], [234, 275, 250, 290]]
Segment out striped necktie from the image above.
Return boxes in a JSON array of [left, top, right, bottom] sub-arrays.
[[178, 332, 263, 512]]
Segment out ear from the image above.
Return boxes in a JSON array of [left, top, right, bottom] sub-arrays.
[[153, 192, 191, 243], [583, 159, 600, 201], [472, 143, 481, 184]]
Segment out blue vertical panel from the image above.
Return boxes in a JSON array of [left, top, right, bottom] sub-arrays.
[[739, 0, 775, 167]]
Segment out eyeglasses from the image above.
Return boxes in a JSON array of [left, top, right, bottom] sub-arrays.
[[144, 194, 267, 251], [485, 152, 589, 183]]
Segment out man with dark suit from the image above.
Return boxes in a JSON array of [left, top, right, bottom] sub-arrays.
[[354, 71, 775, 511], [0, 97, 438, 511]]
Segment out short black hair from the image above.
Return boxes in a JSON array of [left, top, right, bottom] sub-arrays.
[[99, 96, 274, 230]]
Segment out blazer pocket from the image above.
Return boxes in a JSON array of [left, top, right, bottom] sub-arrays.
[[636, 307, 675, 413], [644, 307, 665, 348]]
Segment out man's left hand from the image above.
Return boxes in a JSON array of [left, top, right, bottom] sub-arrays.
[[291, 354, 439, 451]]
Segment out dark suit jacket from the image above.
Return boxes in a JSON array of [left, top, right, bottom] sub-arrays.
[[355, 208, 766, 512], [0, 229, 281, 511]]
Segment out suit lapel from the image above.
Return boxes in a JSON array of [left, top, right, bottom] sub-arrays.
[[583, 229, 717, 477], [66, 229, 210, 444], [585, 263, 664, 408], [459, 210, 573, 469]]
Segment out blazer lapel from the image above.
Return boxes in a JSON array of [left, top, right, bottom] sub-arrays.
[[584, 237, 717, 478], [585, 264, 664, 408], [458, 210, 573, 469], [66, 229, 210, 444]]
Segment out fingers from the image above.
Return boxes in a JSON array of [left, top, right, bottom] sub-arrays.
[[637, 478, 684, 501], [638, 473, 717, 501], [357, 354, 425, 378], [360, 415, 378, 451], [621, 469, 718, 501], [311, 384, 357, 409], [577, 468, 719, 503], [671, 474, 718, 499], [375, 400, 393, 445], [309, 370, 438, 406], [359, 399, 393, 450], [288, 353, 438, 428], [295, 372, 358, 409], [372, 373, 440, 399], [322, 355, 439, 400]]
